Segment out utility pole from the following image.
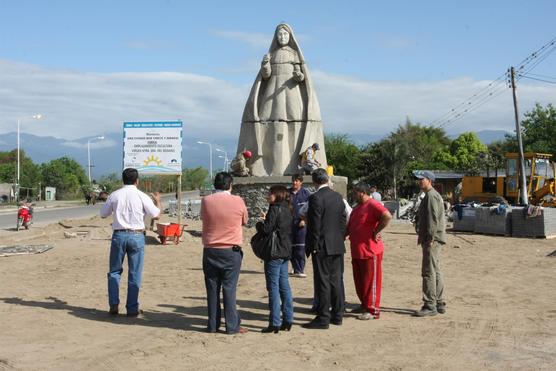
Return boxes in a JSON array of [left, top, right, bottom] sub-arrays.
[[510, 66, 528, 205]]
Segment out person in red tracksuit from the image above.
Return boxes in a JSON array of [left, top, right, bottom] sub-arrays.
[[346, 183, 392, 320]]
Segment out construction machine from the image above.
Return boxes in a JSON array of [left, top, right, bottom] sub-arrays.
[[460, 152, 556, 205]]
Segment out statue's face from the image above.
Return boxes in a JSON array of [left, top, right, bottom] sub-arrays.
[[276, 28, 290, 46]]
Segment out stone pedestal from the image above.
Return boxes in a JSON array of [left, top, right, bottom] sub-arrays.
[[232, 175, 348, 227]]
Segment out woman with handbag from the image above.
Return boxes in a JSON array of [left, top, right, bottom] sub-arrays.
[[255, 185, 294, 333]]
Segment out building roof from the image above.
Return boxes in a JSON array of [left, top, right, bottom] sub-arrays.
[[413, 170, 463, 180]]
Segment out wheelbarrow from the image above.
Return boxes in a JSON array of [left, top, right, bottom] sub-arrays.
[[156, 223, 187, 245]]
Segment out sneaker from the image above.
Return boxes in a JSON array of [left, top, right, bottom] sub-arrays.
[[414, 306, 438, 317], [357, 312, 375, 321], [437, 303, 446, 314], [350, 306, 366, 314]]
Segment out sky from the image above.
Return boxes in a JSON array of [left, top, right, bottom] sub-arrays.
[[0, 0, 555, 155]]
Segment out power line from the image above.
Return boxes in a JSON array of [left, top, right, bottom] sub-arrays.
[[518, 75, 556, 84], [428, 74, 507, 127], [437, 83, 508, 128], [520, 72, 556, 80], [429, 36, 556, 129]]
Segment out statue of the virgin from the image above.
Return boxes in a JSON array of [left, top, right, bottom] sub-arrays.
[[236, 23, 327, 176]]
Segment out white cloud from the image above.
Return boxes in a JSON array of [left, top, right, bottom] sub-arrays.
[[373, 33, 419, 49], [0, 59, 554, 144], [212, 29, 310, 49], [312, 70, 556, 136], [61, 138, 118, 149], [0, 59, 247, 140], [211, 30, 270, 49]]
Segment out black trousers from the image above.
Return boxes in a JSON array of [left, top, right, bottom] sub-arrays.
[[312, 253, 344, 324], [203, 247, 242, 334]]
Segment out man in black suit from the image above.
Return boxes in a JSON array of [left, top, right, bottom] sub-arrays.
[[302, 169, 346, 329]]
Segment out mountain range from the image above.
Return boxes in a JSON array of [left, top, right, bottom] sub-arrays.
[[0, 130, 510, 177]]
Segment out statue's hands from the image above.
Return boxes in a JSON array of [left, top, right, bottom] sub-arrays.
[[293, 70, 304, 82], [262, 54, 271, 65]]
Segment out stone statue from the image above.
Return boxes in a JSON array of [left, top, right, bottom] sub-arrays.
[[236, 23, 327, 176]]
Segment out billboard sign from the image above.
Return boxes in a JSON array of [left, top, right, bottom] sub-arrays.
[[123, 121, 182, 174]]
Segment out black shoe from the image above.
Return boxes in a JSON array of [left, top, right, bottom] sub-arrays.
[[302, 320, 329, 330], [280, 322, 292, 331], [413, 306, 438, 317], [437, 303, 446, 314], [261, 326, 280, 334], [126, 309, 143, 317], [331, 318, 343, 326], [109, 305, 119, 315]]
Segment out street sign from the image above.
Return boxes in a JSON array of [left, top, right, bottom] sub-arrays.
[[123, 121, 182, 174]]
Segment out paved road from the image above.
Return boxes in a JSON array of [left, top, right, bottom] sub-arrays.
[[0, 204, 103, 230], [0, 192, 199, 231]]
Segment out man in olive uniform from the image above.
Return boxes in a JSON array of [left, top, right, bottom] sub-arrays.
[[414, 170, 446, 317]]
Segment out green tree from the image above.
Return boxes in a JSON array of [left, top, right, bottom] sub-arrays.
[[0, 149, 42, 198], [182, 167, 209, 190], [324, 133, 363, 182], [360, 121, 452, 197], [41, 157, 88, 199], [521, 103, 556, 156], [445, 132, 487, 174], [502, 103, 556, 157]]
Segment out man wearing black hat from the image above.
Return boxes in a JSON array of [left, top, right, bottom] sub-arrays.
[[413, 170, 446, 317], [301, 143, 322, 174]]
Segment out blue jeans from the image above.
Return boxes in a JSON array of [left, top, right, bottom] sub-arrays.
[[264, 259, 294, 326], [107, 231, 145, 313], [203, 247, 243, 334]]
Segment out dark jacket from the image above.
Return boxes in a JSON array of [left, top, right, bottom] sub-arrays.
[[256, 201, 293, 259], [289, 187, 311, 245], [305, 186, 346, 256]]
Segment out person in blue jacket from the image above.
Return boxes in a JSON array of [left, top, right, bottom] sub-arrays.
[[289, 173, 312, 277]]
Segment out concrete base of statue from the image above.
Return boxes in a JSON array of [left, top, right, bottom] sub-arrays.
[[232, 175, 348, 227]]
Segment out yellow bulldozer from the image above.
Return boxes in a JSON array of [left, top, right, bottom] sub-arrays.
[[461, 152, 556, 206]]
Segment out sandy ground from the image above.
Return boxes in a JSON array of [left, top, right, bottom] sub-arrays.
[[0, 213, 555, 371]]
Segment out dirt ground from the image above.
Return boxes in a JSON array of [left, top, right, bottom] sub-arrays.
[[0, 214, 555, 371]]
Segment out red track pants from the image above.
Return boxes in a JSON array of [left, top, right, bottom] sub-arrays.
[[352, 253, 383, 317]]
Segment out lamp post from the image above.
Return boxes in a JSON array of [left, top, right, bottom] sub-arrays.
[[217, 155, 228, 171], [87, 136, 105, 183], [17, 114, 43, 202], [197, 141, 213, 179], [215, 148, 228, 171]]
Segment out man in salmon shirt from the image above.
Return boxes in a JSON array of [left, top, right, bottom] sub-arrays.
[[201, 172, 249, 334], [346, 182, 392, 320]]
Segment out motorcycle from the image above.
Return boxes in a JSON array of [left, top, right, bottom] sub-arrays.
[[16, 204, 33, 230]]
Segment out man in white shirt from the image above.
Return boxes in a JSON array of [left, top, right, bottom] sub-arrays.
[[100, 168, 160, 317], [370, 186, 382, 203], [301, 143, 322, 175]]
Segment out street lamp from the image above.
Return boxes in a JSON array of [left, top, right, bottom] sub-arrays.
[[215, 148, 229, 171], [217, 155, 228, 171], [197, 141, 213, 179], [17, 114, 43, 202], [87, 136, 105, 183]]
